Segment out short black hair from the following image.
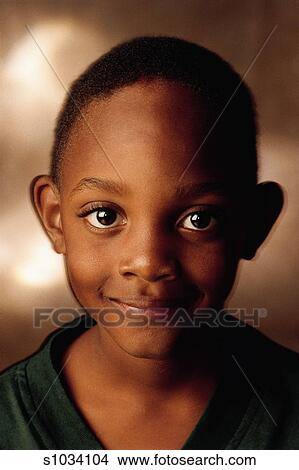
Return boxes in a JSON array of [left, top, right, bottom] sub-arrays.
[[50, 35, 258, 189]]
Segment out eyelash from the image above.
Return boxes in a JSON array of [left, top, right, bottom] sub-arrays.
[[78, 203, 225, 233], [78, 202, 118, 218]]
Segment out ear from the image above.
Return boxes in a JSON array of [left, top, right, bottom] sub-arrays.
[[30, 175, 66, 255], [241, 181, 284, 260]]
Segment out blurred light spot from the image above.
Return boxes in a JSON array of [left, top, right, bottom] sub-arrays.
[[2, 20, 105, 148], [14, 240, 62, 286], [3, 21, 71, 101]]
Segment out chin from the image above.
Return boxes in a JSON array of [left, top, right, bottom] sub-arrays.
[[109, 326, 183, 360]]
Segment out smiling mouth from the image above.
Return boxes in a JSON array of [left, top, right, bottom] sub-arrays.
[[107, 296, 192, 313]]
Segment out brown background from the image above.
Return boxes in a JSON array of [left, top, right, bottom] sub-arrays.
[[0, 0, 298, 371]]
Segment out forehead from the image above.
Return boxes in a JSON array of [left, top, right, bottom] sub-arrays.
[[61, 80, 229, 197]]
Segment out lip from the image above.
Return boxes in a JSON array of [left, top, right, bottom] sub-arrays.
[[108, 297, 186, 310]]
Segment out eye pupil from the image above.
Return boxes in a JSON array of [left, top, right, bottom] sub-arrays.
[[96, 209, 117, 226], [190, 212, 211, 229]]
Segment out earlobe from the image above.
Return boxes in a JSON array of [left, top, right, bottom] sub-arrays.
[[241, 181, 284, 260], [30, 175, 66, 255]]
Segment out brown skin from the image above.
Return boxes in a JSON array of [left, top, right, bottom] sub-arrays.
[[31, 80, 283, 449]]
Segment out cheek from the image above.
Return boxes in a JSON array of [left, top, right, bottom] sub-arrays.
[[63, 232, 112, 307], [186, 239, 239, 306]]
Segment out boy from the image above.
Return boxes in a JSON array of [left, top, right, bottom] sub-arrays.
[[0, 36, 297, 450]]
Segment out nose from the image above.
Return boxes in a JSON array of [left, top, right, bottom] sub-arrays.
[[118, 228, 180, 283]]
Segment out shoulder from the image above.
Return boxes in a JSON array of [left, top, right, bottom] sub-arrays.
[[254, 327, 299, 396], [232, 321, 299, 389], [0, 356, 43, 449], [231, 323, 299, 449], [0, 324, 64, 449], [0, 314, 95, 449], [238, 322, 299, 370]]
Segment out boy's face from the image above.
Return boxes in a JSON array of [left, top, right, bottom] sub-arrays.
[[37, 80, 251, 359]]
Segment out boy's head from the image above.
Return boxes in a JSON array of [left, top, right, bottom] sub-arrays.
[[31, 36, 283, 359]]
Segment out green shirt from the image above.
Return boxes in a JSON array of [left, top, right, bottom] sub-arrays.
[[0, 314, 299, 449]]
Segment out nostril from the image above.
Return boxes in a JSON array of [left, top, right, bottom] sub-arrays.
[[156, 271, 177, 282], [122, 271, 136, 278], [119, 256, 181, 282]]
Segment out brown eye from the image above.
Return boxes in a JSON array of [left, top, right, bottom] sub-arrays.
[[180, 211, 217, 231], [86, 208, 124, 229]]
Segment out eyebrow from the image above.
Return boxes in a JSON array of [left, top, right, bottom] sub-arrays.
[[69, 177, 127, 198], [69, 177, 228, 199], [174, 181, 228, 199]]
